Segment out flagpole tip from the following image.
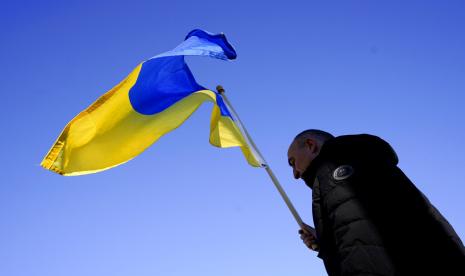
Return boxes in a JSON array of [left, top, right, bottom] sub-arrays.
[[216, 85, 225, 94]]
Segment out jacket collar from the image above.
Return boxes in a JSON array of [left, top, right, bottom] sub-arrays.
[[301, 148, 327, 189]]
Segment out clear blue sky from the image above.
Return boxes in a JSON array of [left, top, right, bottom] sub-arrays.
[[1, 1, 464, 275]]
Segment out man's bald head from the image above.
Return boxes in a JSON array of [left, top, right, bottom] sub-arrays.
[[292, 129, 334, 148], [287, 129, 334, 179]]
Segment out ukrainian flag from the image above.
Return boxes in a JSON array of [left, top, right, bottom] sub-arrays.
[[41, 29, 264, 176]]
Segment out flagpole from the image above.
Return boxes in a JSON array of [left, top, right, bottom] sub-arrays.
[[216, 85, 309, 233]]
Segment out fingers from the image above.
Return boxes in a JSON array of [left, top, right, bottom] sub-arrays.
[[299, 230, 316, 240], [302, 234, 316, 244], [299, 224, 316, 235], [303, 236, 317, 250], [298, 228, 318, 251], [298, 228, 311, 236], [304, 240, 314, 249]]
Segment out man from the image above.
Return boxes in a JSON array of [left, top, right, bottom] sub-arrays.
[[287, 130, 465, 276]]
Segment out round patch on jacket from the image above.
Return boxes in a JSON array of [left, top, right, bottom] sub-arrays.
[[333, 165, 354, 181]]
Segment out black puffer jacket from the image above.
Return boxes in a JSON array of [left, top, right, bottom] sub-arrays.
[[302, 134, 465, 276]]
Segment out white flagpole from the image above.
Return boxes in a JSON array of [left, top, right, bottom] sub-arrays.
[[216, 85, 306, 229]]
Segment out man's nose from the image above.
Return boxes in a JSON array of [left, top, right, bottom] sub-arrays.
[[293, 169, 301, 179]]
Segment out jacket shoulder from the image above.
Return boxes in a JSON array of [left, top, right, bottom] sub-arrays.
[[319, 134, 399, 166]]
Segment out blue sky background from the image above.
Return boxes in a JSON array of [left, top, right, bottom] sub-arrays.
[[1, 1, 464, 275]]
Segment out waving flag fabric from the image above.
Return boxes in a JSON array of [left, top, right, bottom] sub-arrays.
[[41, 29, 263, 176]]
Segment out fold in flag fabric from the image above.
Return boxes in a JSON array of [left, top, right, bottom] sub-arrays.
[[41, 29, 265, 176]]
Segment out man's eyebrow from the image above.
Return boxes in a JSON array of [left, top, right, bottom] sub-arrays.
[[288, 158, 294, 166]]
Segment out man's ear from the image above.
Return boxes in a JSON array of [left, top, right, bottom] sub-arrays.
[[305, 138, 319, 154]]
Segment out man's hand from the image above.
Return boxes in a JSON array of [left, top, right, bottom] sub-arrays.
[[299, 223, 319, 251]]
